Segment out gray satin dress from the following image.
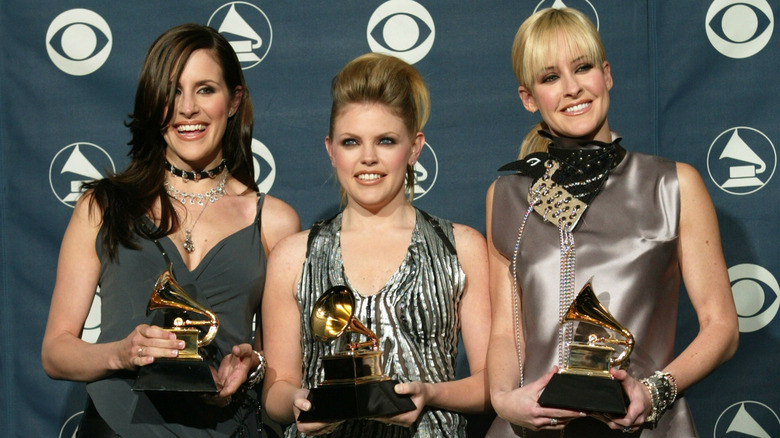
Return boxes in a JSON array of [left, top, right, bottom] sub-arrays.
[[86, 194, 266, 437], [287, 209, 467, 438], [487, 150, 698, 437]]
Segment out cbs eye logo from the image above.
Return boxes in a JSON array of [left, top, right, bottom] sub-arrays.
[[729, 264, 779, 333], [706, 0, 774, 59], [367, 0, 435, 65], [252, 138, 277, 194], [46, 9, 112, 76]]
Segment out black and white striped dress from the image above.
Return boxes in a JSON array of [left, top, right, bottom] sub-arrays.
[[287, 209, 467, 438]]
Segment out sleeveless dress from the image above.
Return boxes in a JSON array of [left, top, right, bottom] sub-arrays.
[[85, 194, 267, 437], [286, 209, 467, 438], [487, 150, 698, 437]]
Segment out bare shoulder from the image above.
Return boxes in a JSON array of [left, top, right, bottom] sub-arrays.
[[260, 194, 301, 252], [451, 223, 488, 258], [675, 162, 713, 206], [71, 190, 104, 230], [264, 228, 311, 289]]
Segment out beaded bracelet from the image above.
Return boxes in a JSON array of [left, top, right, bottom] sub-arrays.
[[245, 350, 267, 388], [640, 371, 678, 426]]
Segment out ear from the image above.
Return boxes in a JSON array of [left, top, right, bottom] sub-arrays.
[[229, 86, 243, 117], [408, 132, 424, 165], [325, 136, 336, 167], [602, 61, 613, 91], [518, 85, 538, 113]]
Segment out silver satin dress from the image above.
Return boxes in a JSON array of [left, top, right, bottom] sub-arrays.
[[286, 209, 467, 438], [487, 150, 698, 437]]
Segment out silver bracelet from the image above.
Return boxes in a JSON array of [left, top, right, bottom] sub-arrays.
[[640, 370, 678, 426], [245, 350, 267, 388]]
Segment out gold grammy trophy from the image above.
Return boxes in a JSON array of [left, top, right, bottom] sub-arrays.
[[537, 280, 634, 415], [297, 285, 416, 422], [133, 265, 220, 392]]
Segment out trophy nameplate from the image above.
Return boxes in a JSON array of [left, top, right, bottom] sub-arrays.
[[537, 280, 634, 415], [133, 265, 219, 392], [297, 286, 415, 422]]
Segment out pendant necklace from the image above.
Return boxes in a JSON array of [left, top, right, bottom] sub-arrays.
[[164, 168, 228, 253]]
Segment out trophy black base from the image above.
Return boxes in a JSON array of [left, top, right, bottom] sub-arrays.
[[297, 379, 415, 422], [133, 359, 218, 392], [537, 373, 627, 416]]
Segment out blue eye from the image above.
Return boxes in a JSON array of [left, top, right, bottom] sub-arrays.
[[367, 1, 436, 64], [706, 0, 773, 58]]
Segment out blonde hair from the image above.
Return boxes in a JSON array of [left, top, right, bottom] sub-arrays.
[[329, 53, 430, 201], [512, 8, 606, 158]]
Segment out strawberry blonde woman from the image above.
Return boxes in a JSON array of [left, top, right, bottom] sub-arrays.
[[262, 53, 491, 437]]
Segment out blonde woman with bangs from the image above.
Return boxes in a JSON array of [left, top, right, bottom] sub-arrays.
[[485, 8, 737, 437]]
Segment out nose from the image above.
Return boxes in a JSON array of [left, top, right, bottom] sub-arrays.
[[177, 91, 199, 118], [562, 72, 583, 98], [360, 144, 378, 165]]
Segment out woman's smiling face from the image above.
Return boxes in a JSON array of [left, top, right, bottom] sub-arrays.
[[163, 49, 241, 171], [325, 103, 422, 213], [519, 40, 613, 143]]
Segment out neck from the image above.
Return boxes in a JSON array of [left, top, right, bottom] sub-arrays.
[[341, 197, 415, 232]]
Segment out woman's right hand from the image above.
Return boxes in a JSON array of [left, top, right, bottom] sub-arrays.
[[119, 324, 184, 370], [492, 367, 584, 431], [293, 388, 344, 435]]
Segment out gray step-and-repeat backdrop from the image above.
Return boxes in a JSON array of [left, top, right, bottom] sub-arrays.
[[1, 1, 778, 436]]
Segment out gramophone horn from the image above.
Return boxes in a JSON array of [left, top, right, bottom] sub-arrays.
[[311, 285, 379, 351], [148, 266, 219, 347], [564, 281, 634, 367]]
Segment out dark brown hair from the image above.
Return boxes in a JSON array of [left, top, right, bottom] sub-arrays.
[[86, 23, 256, 259]]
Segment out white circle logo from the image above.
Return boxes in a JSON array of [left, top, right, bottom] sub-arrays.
[[707, 127, 776, 195], [729, 264, 779, 333], [46, 9, 112, 76], [412, 142, 438, 200], [706, 0, 774, 58], [534, 0, 600, 30], [59, 410, 83, 438], [367, 0, 435, 64], [49, 142, 116, 208], [209, 2, 273, 70], [252, 138, 277, 193], [714, 401, 780, 437]]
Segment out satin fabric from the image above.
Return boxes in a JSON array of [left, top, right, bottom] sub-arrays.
[[489, 149, 698, 437], [85, 195, 266, 438]]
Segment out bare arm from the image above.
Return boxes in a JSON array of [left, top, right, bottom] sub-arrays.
[[261, 231, 309, 423], [605, 163, 739, 431], [41, 193, 181, 381], [665, 163, 738, 387]]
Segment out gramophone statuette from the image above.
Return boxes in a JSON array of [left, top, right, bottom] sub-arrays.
[[133, 265, 220, 392], [297, 285, 415, 422], [537, 279, 634, 415]]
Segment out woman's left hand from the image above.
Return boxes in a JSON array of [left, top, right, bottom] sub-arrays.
[[203, 343, 256, 407], [374, 381, 431, 428], [591, 369, 651, 433]]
